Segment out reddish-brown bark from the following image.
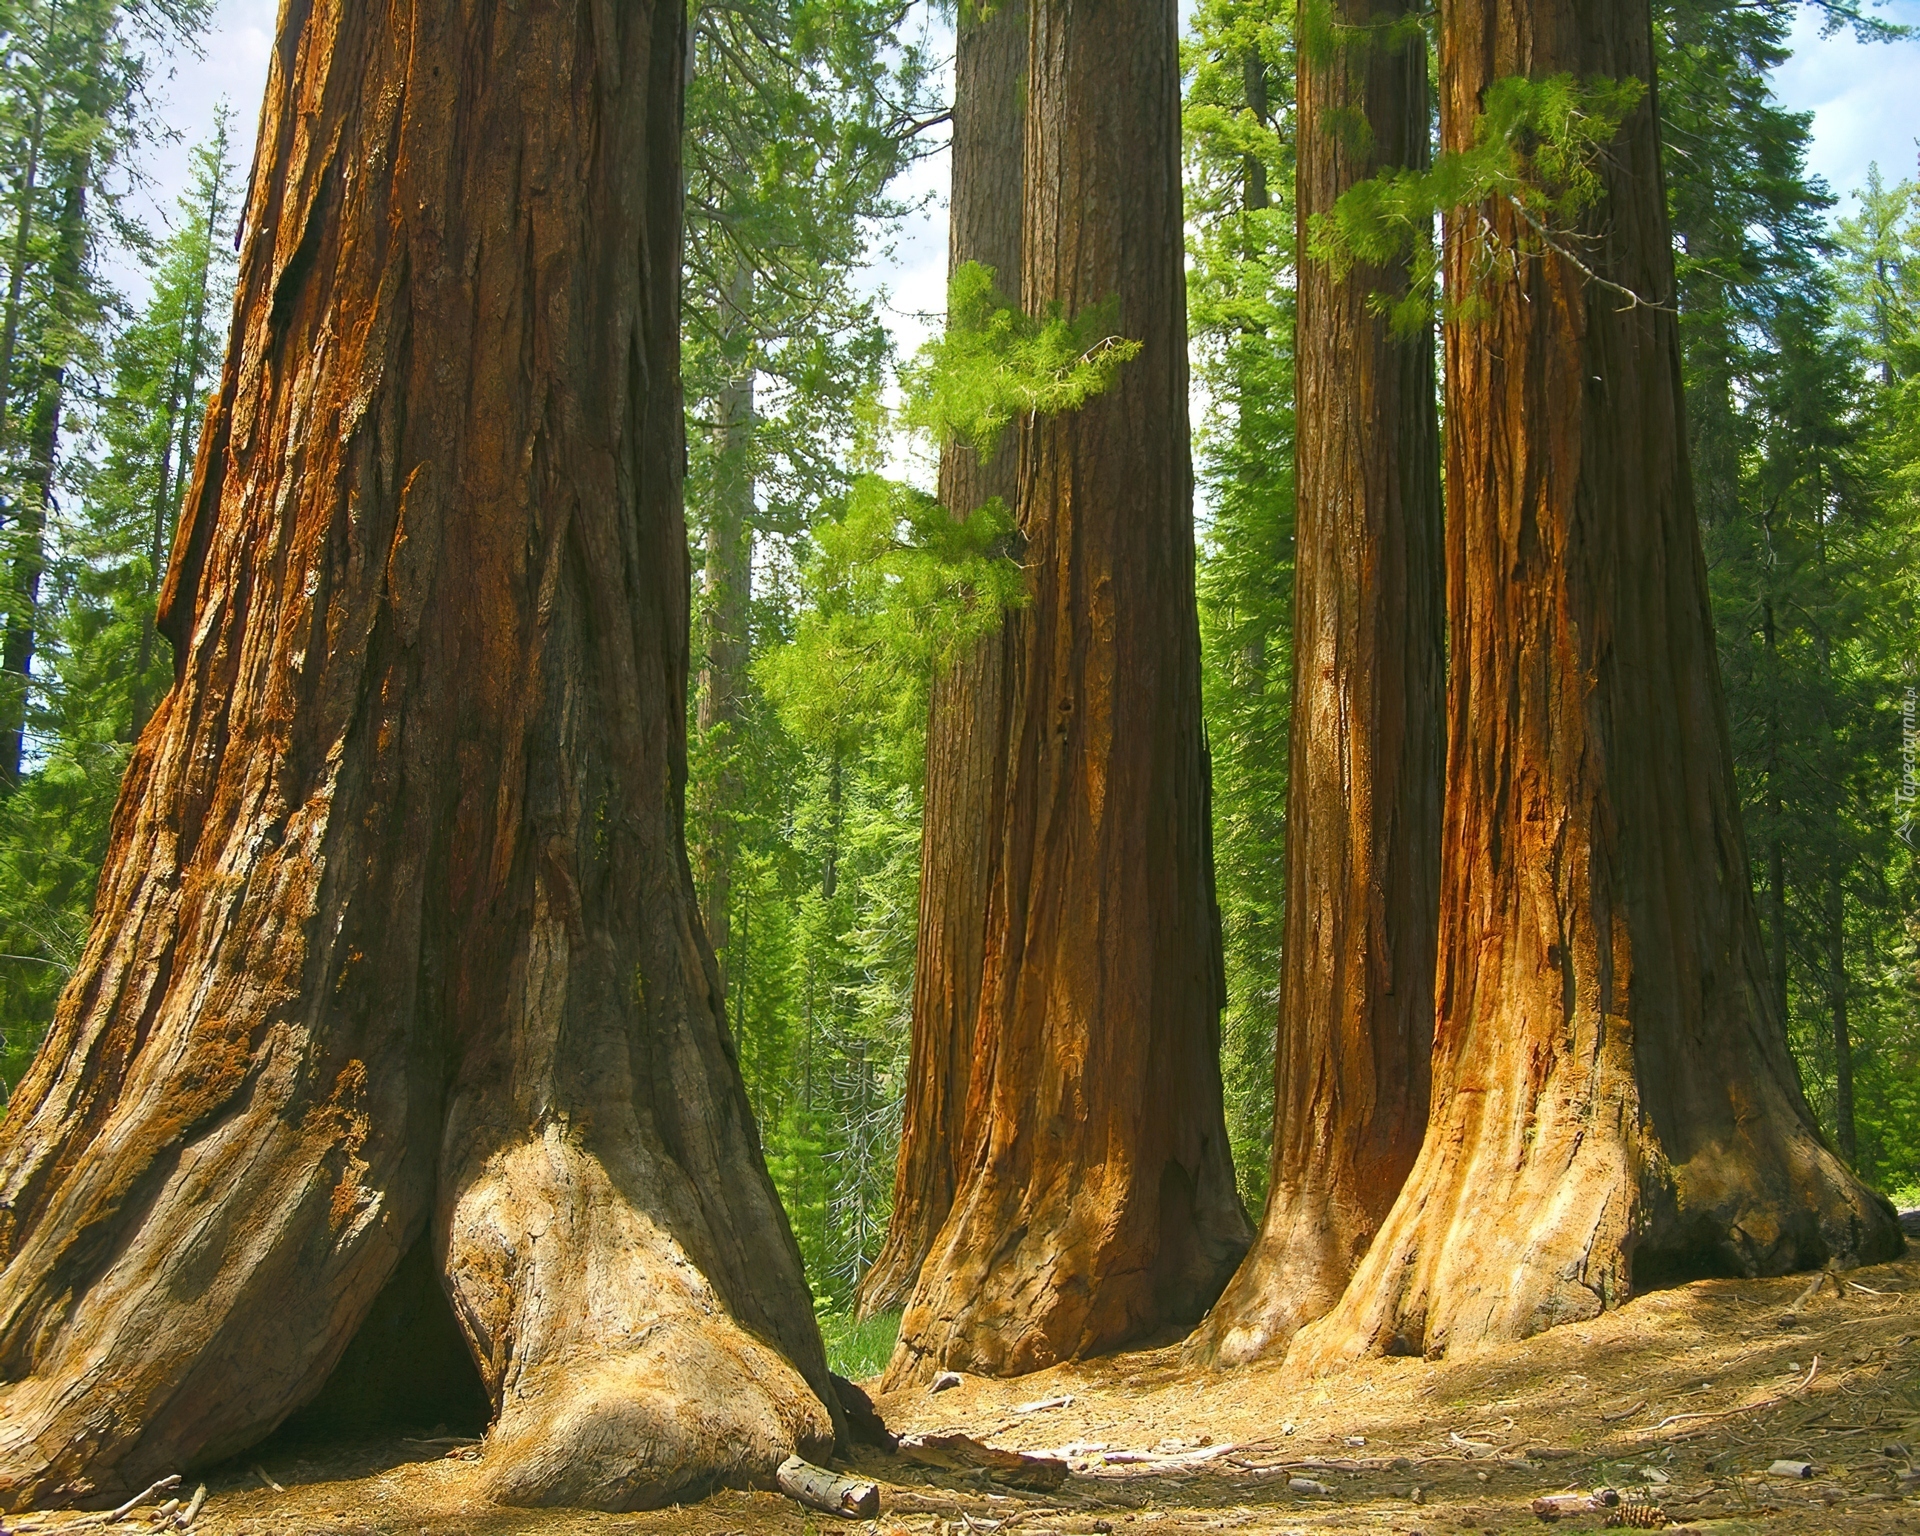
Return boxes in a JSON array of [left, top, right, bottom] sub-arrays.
[[1194, 0, 1444, 1368], [0, 0, 837, 1509], [855, 0, 1026, 1323], [885, 0, 1250, 1384], [1289, 0, 1902, 1370]]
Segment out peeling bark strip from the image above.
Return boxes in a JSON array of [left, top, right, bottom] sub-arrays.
[[857, 0, 1027, 1324], [0, 0, 837, 1511], [1288, 0, 1902, 1370], [1193, 0, 1444, 1368], [887, 0, 1250, 1385]]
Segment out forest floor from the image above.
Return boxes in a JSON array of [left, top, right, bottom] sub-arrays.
[[29, 1245, 1920, 1536]]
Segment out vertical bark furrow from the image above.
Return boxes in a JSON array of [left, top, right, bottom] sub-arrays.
[[1194, 0, 1444, 1369], [857, 0, 1027, 1322], [1287, 0, 1900, 1373], [887, 0, 1249, 1385]]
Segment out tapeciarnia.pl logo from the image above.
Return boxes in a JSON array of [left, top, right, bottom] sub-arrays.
[[1900, 678, 1917, 848]]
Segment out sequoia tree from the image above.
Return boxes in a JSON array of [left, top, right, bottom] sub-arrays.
[[886, 0, 1251, 1382], [1193, 0, 1443, 1368], [855, 0, 1026, 1321], [1289, 0, 1902, 1369], [0, 0, 839, 1510]]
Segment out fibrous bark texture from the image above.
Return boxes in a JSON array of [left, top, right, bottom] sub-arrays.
[[855, 0, 1026, 1323], [885, 0, 1250, 1384], [1288, 0, 1903, 1370], [1193, 0, 1443, 1369], [0, 0, 837, 1511]]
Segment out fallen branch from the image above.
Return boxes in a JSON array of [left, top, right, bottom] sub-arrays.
[[175, 1485, 207, 1530], [1532, 1489, 1620, 1519], [776, 1455, 880, 1519], [1645, 1354, 1823, 1436], [1087, 1443, 1238, 1472], [1647, 1410, 1724, 1431], [898, 1433, 1069, 1491], [1599, 1400, 1647, 1423], [107, 1475, 181, 1524], [55, 1475, 183, 1529], [250, 1466, 283, 1495]]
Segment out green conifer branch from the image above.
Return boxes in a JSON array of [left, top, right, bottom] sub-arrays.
[[1305, 71, 1655, 333], [901, 260, 1144, 457]]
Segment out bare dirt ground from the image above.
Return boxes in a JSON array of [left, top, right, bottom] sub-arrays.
[[24, 1252, 1920, 1536]]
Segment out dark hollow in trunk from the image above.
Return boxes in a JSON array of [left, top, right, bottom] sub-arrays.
[[1289, 0, 1902, 1371], [885, 0, 1251, 1386], [1193, 0, 1444, 1369], [856, 0, 1026, 1323], [271, 1235, 490, 1441], [0, 0, 838, 1510]]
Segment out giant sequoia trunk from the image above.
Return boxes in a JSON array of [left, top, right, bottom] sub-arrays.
[[1288, 0, 1902, 1370], [885, 0, 1250, 1384], [0, 0, 838, 1510], [1193, 0, 1444, 1368], [855, 0, 1026, 1322]]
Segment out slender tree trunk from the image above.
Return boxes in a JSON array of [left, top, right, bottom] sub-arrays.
[[1289, 0, 1901, 1370], [0, 7, 52, 455], [694, 265, 753, 967], [1242, 51, 1269, 212], [0, 6, 57, 777], [0, 0, 838, 1510], [0, 166, 83, 790], [0, 363, 62, 785], [1824, 872, 1856, 1162], [886, 0, 1250, 1384], [132, 147, 228, 738], [1761, 598, 1790, 1027], [855, 0, 1025, 1322], [1193, 0, 1443, 1368]]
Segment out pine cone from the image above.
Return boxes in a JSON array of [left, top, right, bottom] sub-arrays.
[[1602, 1501, 1669, 1529]]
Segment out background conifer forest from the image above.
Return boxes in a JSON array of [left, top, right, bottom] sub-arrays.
[[0, 0, 1913, 1354]]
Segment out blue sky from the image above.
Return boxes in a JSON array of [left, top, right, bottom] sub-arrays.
[[1777, 0, 1920, 204], [136, 0, 1920, 354]]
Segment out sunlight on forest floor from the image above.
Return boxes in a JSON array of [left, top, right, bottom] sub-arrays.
[[39, 1254, 1918, 1536]]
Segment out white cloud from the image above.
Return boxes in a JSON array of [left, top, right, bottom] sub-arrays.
[[1772, 0, 1920, 206]]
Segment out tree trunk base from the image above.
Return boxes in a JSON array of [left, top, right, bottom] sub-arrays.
[[1285, 1028, 1904, 1374], [886, 1153, 1247, 1386], [483, 1320, 831, 1509], [1189, 1190, 1361, 1368]]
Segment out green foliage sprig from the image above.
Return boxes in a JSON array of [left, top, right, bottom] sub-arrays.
[[901, 261, 1143, 458], [759, 475, 1026, 748], [1296, 0, 1428, 72], [1306, 71, 1649, 333]]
